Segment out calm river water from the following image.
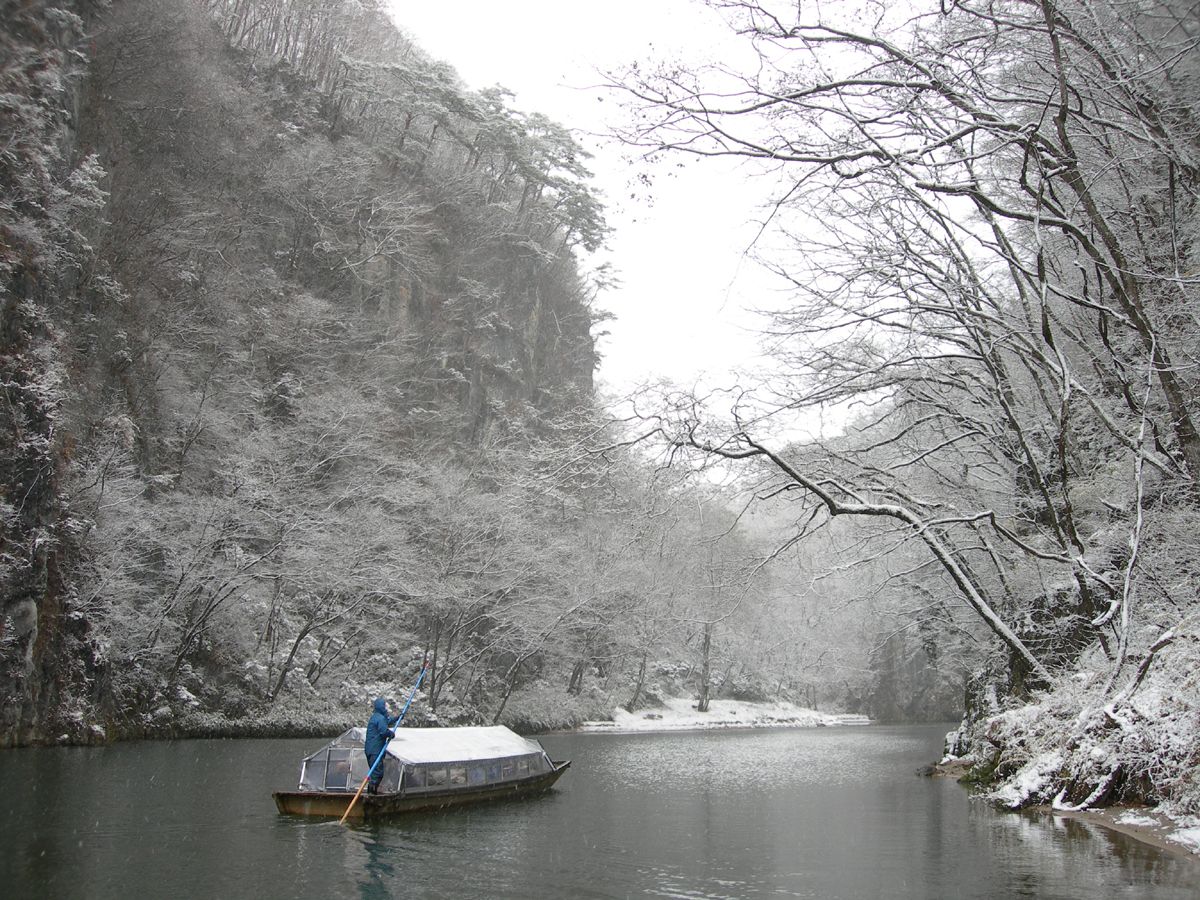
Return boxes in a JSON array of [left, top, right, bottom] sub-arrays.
[[1, 724, 1196, 898]]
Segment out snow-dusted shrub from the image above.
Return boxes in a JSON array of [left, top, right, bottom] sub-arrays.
[[977, 622, 1200, 814], [629, 685, 666, 711], [720, 677, 773, 704], [1116, 634, 1200, 816], [497, 682, 611, 733]]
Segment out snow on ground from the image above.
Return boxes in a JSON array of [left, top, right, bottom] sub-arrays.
[[1115, 812, 1162, 828], [579, 697, 870, 732], [1168, 826, 1200, 854], [991, 750, 1065, 809]]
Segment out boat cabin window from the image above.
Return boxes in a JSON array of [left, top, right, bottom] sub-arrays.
[[325, 749, 354, 790], [302, 754, 327, 790], [396, 752, 548, 792]]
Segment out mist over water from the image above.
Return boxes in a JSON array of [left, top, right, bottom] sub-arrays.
[[1, 726, 1196, 898]]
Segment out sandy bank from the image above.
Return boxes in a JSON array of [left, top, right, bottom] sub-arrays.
[[1036, 806, 1200, 861]]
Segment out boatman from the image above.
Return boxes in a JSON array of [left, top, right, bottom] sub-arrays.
[[364, 697, 400, 794]]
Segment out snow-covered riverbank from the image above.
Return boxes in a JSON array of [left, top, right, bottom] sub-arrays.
[[579, 698, 870, 733]]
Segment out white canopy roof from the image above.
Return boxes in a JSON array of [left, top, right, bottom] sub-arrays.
[[344, 725, 547, 764]]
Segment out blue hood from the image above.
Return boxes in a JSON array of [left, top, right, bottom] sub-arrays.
[[373, 697, 387, 715]]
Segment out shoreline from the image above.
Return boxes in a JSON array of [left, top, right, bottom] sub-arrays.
[[577, 697, 871, 734], [1036, 806, 1200, 861], [928, 759, 1200, 862], [6, 697, 868, 748]]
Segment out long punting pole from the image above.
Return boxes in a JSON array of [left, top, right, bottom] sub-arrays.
[[339, 659, 428, 825]]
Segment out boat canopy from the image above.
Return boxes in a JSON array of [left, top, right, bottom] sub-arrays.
[[296, 725, 553, 794], [383, 726, 547, 764]]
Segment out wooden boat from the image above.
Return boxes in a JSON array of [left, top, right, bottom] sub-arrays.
[[273, 724, 570, 820]]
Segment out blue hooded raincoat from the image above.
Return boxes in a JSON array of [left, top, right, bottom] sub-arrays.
[[364, 698, 399, 777]]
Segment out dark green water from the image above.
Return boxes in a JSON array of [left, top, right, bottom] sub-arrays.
[[1, 724, 1196, 898]]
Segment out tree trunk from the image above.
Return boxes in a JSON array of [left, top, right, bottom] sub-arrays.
[[492, 658, 523, 725], [697, 622, 712, 713], [268, 623, 312, 703], [626, 651, 648, 712], [567, 659, 587, 696]]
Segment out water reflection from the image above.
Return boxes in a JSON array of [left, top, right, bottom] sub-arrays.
[[353, 827, 396, 900], [0, 727, 1196, 898]]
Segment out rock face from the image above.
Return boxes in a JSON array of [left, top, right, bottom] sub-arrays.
[[0, 0, 602, 745]]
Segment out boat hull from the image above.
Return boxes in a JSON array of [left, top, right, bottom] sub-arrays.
[[274, 760, 570, 820]]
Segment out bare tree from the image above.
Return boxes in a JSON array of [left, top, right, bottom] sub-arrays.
[[609, 0, 1200, 694]]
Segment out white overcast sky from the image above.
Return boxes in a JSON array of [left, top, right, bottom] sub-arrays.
[[389, 0, 780, 395]]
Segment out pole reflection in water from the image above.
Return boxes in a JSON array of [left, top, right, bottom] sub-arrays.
[[0, 725, 1196, 899]]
